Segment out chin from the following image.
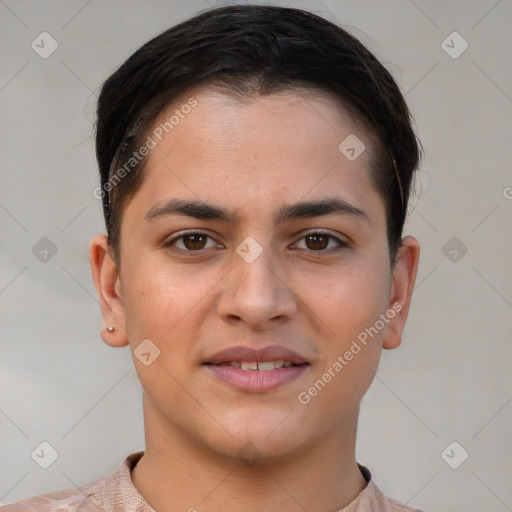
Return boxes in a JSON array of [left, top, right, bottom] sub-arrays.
[[212, 435, 305, 467], [205, 412, 311, 464]]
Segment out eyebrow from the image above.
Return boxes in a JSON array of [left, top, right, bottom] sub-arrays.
[[145, 197, 370, 225]]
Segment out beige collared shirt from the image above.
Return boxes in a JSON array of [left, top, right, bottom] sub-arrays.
[[0, 451, 424, 511]]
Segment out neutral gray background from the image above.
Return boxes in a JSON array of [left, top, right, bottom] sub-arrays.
[[1, 0, 511, 510]]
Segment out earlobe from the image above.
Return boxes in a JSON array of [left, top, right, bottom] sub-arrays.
[[382, 235, 421, 350], [89, 234, 129, 348]]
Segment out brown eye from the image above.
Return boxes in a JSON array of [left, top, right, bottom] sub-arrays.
[[165, 231, 218, 252], [294, 232, 348, 253], [182, 233, 208, 250], [305, 234, 329, 250]]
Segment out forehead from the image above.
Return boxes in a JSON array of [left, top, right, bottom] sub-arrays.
[[123, 88, 385, 227]]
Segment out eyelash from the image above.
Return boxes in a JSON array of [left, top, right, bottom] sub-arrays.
[[163, 229, 349, 255]]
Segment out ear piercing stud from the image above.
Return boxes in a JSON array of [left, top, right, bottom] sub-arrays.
[[106, 325, 115, 332]]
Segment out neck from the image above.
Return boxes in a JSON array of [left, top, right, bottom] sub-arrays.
[[131, 394, 367, 512]]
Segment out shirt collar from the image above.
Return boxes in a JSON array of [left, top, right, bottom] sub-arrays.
[[102, 451, 381, 512]]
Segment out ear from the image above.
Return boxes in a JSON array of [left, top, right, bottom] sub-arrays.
[[382, 235, 421, 350], [89, 234, 129, 347]]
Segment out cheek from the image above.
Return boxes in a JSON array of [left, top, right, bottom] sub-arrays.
[[297, 259, 390, 344], [121, 258, 222, 349], [298, 266, 387, 416], [121, 264, 179, 338], [117, 236, 221, 379]]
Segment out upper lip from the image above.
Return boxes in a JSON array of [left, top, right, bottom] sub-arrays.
[[204, 345, 309, 365]]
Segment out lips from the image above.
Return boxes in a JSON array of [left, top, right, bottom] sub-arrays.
[[216, 360, 297, 370], [203, 345, 310, 392], [204, 345, 309, 366]]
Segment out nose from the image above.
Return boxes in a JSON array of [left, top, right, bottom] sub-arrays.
[[217, 244, 298, 331]]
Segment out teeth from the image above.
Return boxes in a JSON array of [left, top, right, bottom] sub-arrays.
[[241, 361, 258, 370], [233, 360, 291, 371], [257, 361, 277, 371]]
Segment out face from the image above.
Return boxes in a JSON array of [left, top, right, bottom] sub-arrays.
[[91, 88, 419, 464]]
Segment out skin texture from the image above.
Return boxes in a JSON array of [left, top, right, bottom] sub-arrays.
[[90, 88, 420, 512]]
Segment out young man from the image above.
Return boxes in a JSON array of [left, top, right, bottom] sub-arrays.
[[3, 5, 423, 511]]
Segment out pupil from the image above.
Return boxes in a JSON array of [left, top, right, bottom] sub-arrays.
[[307, 234, 328, 250], [185, 234, 206, 250]]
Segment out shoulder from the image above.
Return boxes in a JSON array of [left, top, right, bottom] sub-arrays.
[[365, 480, 426, 512], [348, 464, 425, 512], [0, 476, 104, 512], [0, 452, 145, 512], [0, 451, 144, 512], [383, 490, 425, 512]]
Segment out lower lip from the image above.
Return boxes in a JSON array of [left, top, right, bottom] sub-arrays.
[[204, 364, 309, 392]]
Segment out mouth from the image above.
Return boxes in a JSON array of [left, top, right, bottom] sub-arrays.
[[203, 345, 310, 392], [206, 360, 304, 370]]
